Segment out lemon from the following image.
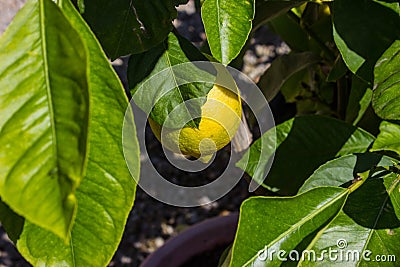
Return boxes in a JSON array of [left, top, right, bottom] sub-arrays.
[[149, 74, 242, 163]]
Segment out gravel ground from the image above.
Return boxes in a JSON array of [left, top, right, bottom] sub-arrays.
[[0, 1, 289, 266]]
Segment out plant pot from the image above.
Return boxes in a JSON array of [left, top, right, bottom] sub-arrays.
[[140, 213, 239, 267]]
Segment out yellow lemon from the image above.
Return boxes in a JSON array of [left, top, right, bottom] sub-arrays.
[[149, 73, 242, 163]]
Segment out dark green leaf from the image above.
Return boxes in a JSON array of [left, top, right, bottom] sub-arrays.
[[218, 244, 232, 267], [280, 68, 308, 103], [81, 0, 180, 59], [268, 12, 309, 52], [128, 32, 215, 128], [236, 115, 375, 195], [0, 199, 24, 243], [16, 1, 139, 266], [333, 0, 400, 83], [327, 55, 347, 82], [305, 3, 333, 50], [202, 0, 255, 65], [299, 153, 396, 194], [258, 52, 320, 102], [345, 75, 372, 125], [230, 187, 348, 267], [253, 0, 305, 31], [0, 0, 89, 239], [300, 171, 400, 265], [296, 98, 332, 116], [371, 121, 400, 156], [372, 40, 400, 120]]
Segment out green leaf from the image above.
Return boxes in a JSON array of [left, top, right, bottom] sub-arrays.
[[304, 3, 334, 51], [218, 244, 233, 267], [253, 0, 305, 31], [233, 155, 400, 266], [202, 0, 255, 65], [128, 32, 215, 128], [280, 68, 308, 103], [236, 115, 375, 195], [371, 121, 400, 156], [81, 0, 180, 59], [15, 1, 139, 266], [327, 55, 347, 82], [0, 0, 89, 239], [0, 199, 24, 243], [299, 153, 397, 194], [230, 187, 349, 267], [76, 0, 85, 13], [300, 171, 400, 266], [258, 52, 320, 102], [332, 0, 400, 83], [268, 12, 309, 52], [372, 40, 400, 120], [345, 75, 373, 125]]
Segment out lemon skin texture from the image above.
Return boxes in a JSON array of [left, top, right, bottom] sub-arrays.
[[149, 83, 242, 163]]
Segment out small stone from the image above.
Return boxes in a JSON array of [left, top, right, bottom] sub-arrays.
[[243, 50, 258, 66], [255, 44, 275, 59], [154, 237, 165, 248], [176, 0, 196, 15], [220, 210, 231, 216], [276, 42, 291, 56], [161, 223, 174, 236], [111, 58, 123, 66]]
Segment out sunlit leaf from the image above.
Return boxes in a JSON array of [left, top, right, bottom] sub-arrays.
[[0, 0, 89, 239], [202, 0, 255, 65], [128, 32, 215, 128], [237, 115, 375, 195], [15, 1, 139, 266], [300, 171, 400, 266], [371, 121, 400, 156], [372, 40, 400, 120], [299, 153, 396, 194], [230, 187, 348, 267]]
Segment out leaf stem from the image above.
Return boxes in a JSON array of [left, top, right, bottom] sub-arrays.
[[349, 171, 369, 193]]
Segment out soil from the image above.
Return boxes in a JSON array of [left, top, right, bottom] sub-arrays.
[[0, 1, 290, 266]]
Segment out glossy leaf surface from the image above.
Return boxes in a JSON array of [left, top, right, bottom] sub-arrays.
[[333, 0, 400, 83], [0, 0, 89, 239], [237, 116, 375, 195], [300, 170, 400, 266], [15, 1, 139, 266], [230, 187, 348, 266], [81, 0, 186, 59], [202, 0, 255, 65], [128, 32, 215, 128], [372, 40, 400, 120], [299, 153, 396, 194], [371, 121, 400, 156]]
